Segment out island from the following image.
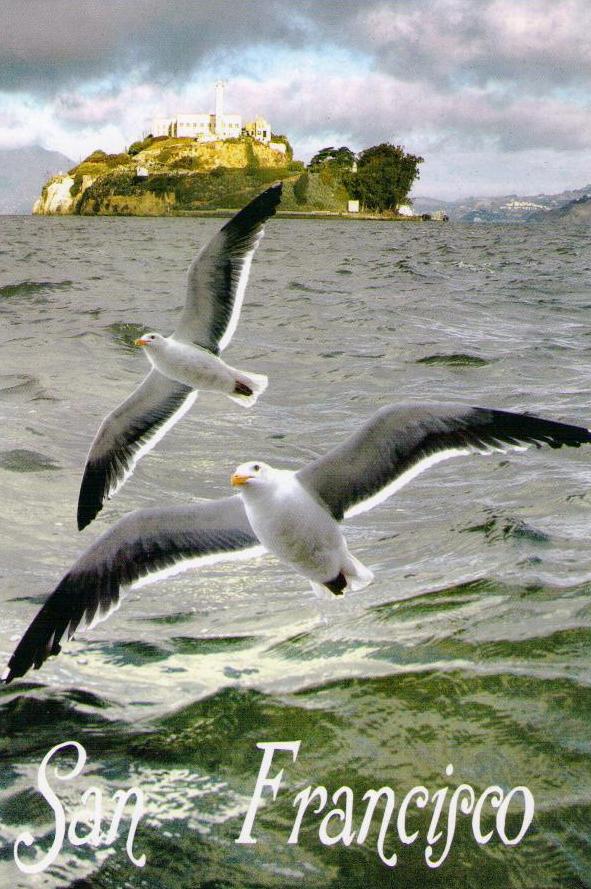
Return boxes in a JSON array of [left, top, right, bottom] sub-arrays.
[[33, 82, 424, 219]]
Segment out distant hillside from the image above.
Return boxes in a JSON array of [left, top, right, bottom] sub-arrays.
[[412, 184, 591, 223], [528, 194, 591, 223], [33, 135, 350, 216], [410, 195, 458, 217], [0, 146, 73, 214]]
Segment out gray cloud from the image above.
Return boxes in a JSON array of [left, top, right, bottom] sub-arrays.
[[354, 0, 591, 93], [0, 0, 314, 91], [261, 71, 591, 158], [2, 0, 590, 100]]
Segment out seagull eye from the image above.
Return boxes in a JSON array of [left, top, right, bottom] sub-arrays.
[[253, 464, 260, 472]]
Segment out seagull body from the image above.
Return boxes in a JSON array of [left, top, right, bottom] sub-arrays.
[[4, 400, 591, 683], [231, 463, 373, 593], [134, 333, 268, 406], [77, 183, 282, 531]]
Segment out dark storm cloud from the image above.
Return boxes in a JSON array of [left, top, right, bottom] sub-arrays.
[[2, 0, 589, 98], [0, 0, 316, 91]]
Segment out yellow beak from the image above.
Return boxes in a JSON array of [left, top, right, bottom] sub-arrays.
[[134, 337, 149, 347], [231, 473, 251, 487]]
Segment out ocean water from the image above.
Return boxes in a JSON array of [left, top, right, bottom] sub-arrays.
[[0, 215, 591, 888]]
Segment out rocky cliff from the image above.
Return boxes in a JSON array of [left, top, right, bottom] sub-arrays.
[[33, 135, 348, 216], [0, 146, 73, 214]]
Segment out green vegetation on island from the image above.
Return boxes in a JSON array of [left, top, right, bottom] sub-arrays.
[[349, 144, 424, 212], [307, 143, 423, 213], [33, 132, 423, 218]]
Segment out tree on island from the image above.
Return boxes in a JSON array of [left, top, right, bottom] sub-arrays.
[[346, 143, 423, 212], [306, 146, 356, 203], [308, 146, 356, 171]]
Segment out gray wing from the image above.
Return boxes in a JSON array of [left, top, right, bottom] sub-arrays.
[[3, 497, 263, 683], [77, 369, 197, 530], [174, 182, 282, 353], [297, 403, 591, 520]]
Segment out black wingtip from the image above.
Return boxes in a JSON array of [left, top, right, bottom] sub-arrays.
[[221, 182, 283, 233], [77, 503, 100, 532], [266, 181, 283, 208], [77, 461, 107, 531], [2, 583, 75, 683], [0, 662, 28, 685], [480, 409, 591, 450], [2, 649, 30, 686], [248, 182, 283, 216]]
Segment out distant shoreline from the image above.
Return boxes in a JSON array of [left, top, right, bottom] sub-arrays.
[[176, 209, 428, 221], [1, 210, 431, 221]]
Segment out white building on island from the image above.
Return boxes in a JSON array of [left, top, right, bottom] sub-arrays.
[[153, 82, 277, 147], [243, 115, 271, 143]]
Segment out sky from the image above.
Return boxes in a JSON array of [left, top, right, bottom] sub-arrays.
[[1, 0, 590, 199]]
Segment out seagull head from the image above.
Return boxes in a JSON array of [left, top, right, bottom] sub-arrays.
[[230, 461, 275, 489], [134, 332, 164, 348]]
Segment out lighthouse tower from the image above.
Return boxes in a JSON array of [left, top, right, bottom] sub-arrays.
[[214, 80, 225, 136], [152, 81, 243, 140]]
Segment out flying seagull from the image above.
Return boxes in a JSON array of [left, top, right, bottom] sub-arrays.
[[4, 401, 590, 683], [76, 182, 282, 532]]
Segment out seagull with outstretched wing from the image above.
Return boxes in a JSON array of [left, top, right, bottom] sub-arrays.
[[77, 182, 282, 532], [4, 401, 590, 683]]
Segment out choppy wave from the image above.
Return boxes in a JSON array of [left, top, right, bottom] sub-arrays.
[[0, 374, 45, 401], [416, 353, 491, 366], [0, 279, 73, 299], [0, 449, 60, 472]]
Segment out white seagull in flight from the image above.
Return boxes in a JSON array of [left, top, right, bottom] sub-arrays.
[[4, 401, 590, 683], [77, 182, 282, 531]]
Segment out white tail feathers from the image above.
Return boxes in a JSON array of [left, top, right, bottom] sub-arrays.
[[344, 554, 375, 591], [309, 555, 375, 597], [309, 580, 334, 599], [227, 370, 269, 407]]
